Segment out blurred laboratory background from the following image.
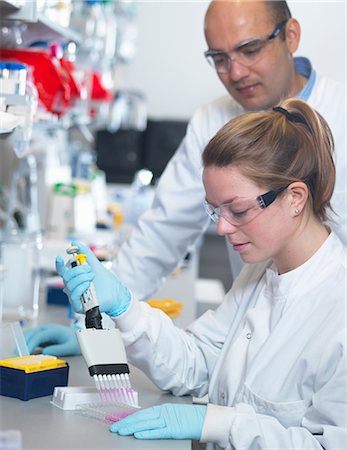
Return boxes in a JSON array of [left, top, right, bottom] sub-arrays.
[[0, 0, 345, 326]]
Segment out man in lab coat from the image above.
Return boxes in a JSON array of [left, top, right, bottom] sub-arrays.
[[24, 0, 346, 357]]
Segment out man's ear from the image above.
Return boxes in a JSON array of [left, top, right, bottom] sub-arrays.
[[284, 18, 301, 54]]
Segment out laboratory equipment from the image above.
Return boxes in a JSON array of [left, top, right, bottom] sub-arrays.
[[76, 328, 137, 407], [0, 261, 4, 322], [51, 385, 139, 425], [46, 182, 96, 239], [147, 298, 184, 320], [65, 246, 137, 406], [78, 401, 139, 424], [0, 321, 29, 360], [0, 48, 81, 115], [0, 232, 41, 322], [0, 69, 42, 320], [0, 354, 69, 401], [66, 245, 102, 329], [52, 386, 106, 410], [51, 385, 139, 410], [0, 62, 27, 95]]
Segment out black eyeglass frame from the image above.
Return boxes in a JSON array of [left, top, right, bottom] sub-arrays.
[[257, 185, 288, 209], [204, 20, 288, 72]]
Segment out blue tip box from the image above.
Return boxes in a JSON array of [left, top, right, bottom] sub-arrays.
[[0, 355, 69, 401]]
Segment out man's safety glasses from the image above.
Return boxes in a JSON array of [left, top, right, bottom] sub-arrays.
[[204, 186, 288, 227], [204, 20, 287, 73]]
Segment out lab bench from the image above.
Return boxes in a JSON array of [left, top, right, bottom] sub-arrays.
[[0, 304, 192, 450]]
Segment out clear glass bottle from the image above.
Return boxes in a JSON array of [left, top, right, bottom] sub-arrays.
[[0, 231, 41, 324], [0, 256, 4, 322]]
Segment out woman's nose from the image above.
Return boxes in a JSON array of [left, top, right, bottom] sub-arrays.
[[216, 215, 238, 236]]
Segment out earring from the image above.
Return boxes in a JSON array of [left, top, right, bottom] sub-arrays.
[[294, 208, 300, 214]]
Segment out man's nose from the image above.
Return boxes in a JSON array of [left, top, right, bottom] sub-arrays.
[[228, 58, 250, 82]]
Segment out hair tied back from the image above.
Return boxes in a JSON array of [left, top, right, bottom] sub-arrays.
[[273, 106, 307, 126]]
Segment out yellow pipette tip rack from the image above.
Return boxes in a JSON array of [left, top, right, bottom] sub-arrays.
[[0, 355, 69, 401], [0, 355, 67, 372]]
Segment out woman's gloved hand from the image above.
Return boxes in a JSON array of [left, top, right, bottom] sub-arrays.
[[109, 403, 206, 440], [55, 241, 131, 317], [24, 324, 81, 356]]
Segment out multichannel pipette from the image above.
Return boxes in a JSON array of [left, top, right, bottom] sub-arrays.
[[65, 246, 138, 407]]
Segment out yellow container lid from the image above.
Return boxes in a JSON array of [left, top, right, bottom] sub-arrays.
[[107, 202, 124, 228], [0, 355, 68, 373], [147, 298, 183, 318]]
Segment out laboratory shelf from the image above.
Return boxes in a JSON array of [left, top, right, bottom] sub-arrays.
[[23, 14, 82, 45], [0, 0, 81, 45], [0, 0, 37, 22], [0, 0, 24, 11]]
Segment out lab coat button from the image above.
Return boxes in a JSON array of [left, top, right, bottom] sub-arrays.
[[246, 332, 252, 339], [220, 392, 225, 400]]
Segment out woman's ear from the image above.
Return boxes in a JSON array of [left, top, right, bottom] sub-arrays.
[[287, 182, 309, 217], [284, 18, 301, 54]]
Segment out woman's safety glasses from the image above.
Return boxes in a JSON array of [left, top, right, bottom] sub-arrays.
[[204, 186, 288, 227]]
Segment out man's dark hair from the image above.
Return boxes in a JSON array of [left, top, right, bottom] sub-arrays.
[[265, 1, 292, 40], [266, 1, 292, 24]]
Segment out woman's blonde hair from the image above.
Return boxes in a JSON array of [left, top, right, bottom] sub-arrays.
[[202, 98, 335, 222]]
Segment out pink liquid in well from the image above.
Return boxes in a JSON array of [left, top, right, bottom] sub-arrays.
[[104, 410, 134, 424]]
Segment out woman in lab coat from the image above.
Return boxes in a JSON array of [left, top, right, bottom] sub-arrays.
[[57, 98, 346, 449]]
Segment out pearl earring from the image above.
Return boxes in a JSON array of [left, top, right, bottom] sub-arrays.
[[294, 208, 300, 214]]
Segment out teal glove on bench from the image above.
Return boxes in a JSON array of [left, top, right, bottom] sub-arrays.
[[110, 403, 207, 440], [56, 240, 131, 317], [24, 324, 80, 356]]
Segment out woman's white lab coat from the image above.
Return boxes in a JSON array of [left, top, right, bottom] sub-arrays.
[[114, 232, 346, 449]]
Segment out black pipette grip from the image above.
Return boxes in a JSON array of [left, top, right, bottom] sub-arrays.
[[85, 306, 103, 329]]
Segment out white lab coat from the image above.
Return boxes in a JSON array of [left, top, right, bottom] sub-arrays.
[[113, 58, 346, 297], [114, 232, 346, 449]]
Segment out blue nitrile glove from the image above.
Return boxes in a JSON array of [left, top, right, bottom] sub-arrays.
[[24, 324, 81, 356], [55, 240, 131, 317], [109, 403, 206, 440]]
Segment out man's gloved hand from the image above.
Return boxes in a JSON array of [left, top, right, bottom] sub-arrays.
[[24, 324, 81, 356], [55, 241, 131, 317], [109, 403, 206, 440]]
